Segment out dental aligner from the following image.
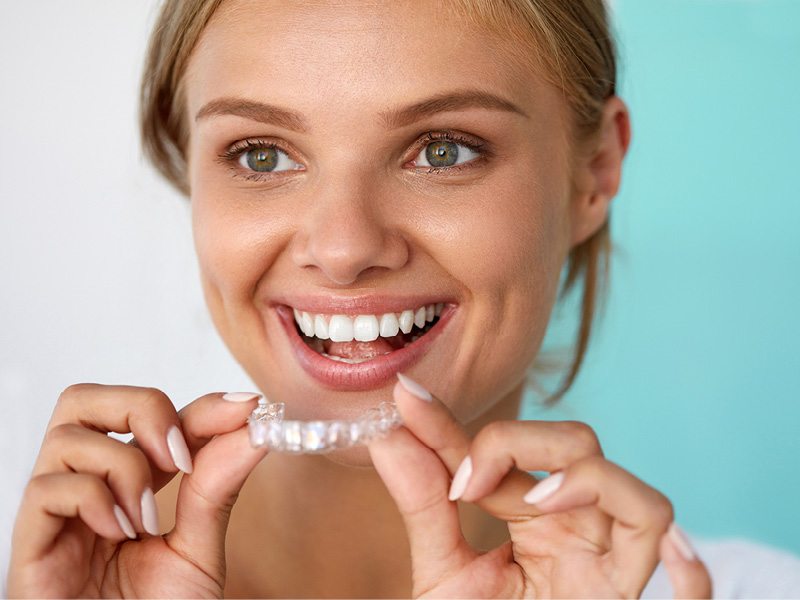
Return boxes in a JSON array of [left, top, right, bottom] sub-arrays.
[[248, 398, 402, 453]]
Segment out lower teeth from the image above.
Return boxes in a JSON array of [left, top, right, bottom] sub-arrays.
[[321, 352, 391, 364]]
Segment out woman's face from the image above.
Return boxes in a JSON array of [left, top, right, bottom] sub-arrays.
[[184, 0, 577, 424]]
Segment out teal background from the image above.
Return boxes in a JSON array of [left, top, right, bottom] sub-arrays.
[[522, 1, 800, 557]]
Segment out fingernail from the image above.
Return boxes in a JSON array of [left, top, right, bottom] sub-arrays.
[[668, 522, 697, 561], [140, 487, 160, 536], [448, 456, 473, 501], [113, 504, 136, 539], [223, 391, 262, 402], [166, 425, 193, 474], [523, 472, 564, 505], [396, 373, 432, 402]]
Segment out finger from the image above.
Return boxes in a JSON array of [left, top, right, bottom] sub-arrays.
[[458, 419, 604, 503], [452, 418, 611, 552], [11, 472, 133, 564], [368, 426, 474, 596], [164, 393, 267, 580], [46, 383, 190, 476], [33, 423, 153, 535], [394, 374, 538, 520], [661, 524, 712, 599], [523, 456, 673, 597], [176, 390, 262, 450], [143, 390, 262, 491]]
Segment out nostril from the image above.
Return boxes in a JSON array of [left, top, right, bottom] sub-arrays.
[[291, 214, 410, 285]]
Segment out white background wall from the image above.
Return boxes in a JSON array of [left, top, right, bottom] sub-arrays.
[[0, 1, 256, 579]]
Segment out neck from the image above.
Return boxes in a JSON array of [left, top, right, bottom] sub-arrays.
[[224, 383, 524, 598]]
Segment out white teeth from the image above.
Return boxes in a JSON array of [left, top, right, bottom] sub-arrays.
[[300, 312, 315, 337], [398, 309, 414, 334], [328, 315, 354, 342], [379, 313, 400, 337], [353, 315, 380, 342], [314, 314, 329, 340], [293, 304, 444, 342], [321, 352, 371, 364], [425, 304, 435, 322]]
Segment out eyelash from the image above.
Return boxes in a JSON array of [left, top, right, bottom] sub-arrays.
[[216, 139, 292, 183], [215, 130, 489, 182], [415, 132, 488, 175]]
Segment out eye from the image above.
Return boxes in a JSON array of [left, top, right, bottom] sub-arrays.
[[237, 145, 303, 173], [414, 139, 481, 169]]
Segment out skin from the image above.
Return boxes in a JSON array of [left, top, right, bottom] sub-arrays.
[[7, 1, 713, 598], [185, 0, 572, 430]]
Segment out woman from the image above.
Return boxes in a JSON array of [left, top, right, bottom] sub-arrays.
[[7, 0, 712, 597]]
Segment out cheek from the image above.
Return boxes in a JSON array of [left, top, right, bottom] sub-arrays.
[[426, 166, 571, 421], [435, 173, 569, 304], [190, 178, 288, 317]]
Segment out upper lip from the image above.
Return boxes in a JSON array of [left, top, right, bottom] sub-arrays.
[[270, 294, 457, 315]]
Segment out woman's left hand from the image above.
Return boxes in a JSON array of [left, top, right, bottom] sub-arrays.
[[368, 376, 712, 599]]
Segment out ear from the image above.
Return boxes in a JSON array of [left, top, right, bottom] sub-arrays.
[[569, 96, 632, 247]]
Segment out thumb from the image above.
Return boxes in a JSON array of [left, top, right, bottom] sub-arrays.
[[368, 425, 475, 597], [164, 393, 268, 580]]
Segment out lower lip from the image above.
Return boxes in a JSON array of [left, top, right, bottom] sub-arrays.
[[275, 305, 455, 391]]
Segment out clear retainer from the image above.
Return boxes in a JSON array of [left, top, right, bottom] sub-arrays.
[[247, 398, 402, 454]]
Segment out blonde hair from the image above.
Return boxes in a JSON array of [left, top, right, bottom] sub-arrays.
[[140, 0, 618, 405]]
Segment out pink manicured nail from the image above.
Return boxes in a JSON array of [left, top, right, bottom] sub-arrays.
[[113, 504, 136, 539], [222, 392, 262, 402], [523, 472, 564, 505], [166, 425, 193, 474], [140, 488, 159, 536], [448, 456, 473, 501], [668, 523, 697, 561], [396, 373, 432, 402]]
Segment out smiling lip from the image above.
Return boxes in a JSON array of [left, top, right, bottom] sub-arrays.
[[273, 300, 455, 391]]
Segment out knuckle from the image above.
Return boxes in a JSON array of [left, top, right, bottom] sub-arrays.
[[138, 386, 172, 412], [474, 420, 514, 451], [118, 442, 152, 477], [560, 420, 602, 455], [56, 382, 95, 407], [24, 475, 49, 502], [44, 422, 81, 446], [575, 454, 607, 476], [76, 473, 108, 500], [648, 493, 675, 529]]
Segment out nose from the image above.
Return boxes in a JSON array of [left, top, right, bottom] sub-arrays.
[[291, 176, 410, 286]]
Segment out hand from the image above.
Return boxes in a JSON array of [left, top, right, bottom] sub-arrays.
[[7, 384, 267, 598], [368, 375, 713, 599]]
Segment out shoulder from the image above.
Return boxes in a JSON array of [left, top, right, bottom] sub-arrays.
[[643, 536, 800, 598]]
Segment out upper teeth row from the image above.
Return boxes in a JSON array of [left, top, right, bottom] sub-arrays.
[[293, 303, 443, 342]]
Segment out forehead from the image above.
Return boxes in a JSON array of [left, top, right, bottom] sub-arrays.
[[185, 0, 559, 127]]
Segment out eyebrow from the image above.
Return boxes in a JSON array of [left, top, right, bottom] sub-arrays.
[[195, 98, 309, 132], [194, 89, 527, 132], [380, 89, 528, 128]]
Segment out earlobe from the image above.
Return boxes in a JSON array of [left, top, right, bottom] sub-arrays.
[[569, 96, 631, 247]]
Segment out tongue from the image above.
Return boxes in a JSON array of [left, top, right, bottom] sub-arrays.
[[323, 335, 405, 359]]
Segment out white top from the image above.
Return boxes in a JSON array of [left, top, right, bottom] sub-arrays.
[[643, 537, 800, 598], [3, 535, 799, 597]]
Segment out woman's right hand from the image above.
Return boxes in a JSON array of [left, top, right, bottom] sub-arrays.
[[6, 383, 267, 598]]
